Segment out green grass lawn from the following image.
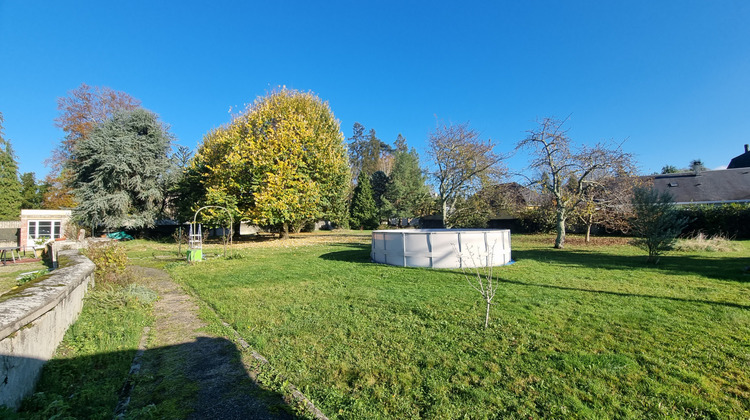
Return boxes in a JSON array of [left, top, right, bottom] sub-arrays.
[[162, 233, 750, 419], [0, 260, 50, 297]]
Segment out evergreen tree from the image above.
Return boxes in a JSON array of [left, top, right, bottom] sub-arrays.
[[385, 144, 431, 221], [69, 108, 174, 230], [348, 123, 393, 180], [349, 173, 379, 229], [630, 186, 689, 263], [0, 112, 22, 219], [370, 170, 390, 220], [20, 172, 46, 209]]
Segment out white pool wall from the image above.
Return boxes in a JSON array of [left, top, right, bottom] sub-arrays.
[[371, 229, 511, 269]]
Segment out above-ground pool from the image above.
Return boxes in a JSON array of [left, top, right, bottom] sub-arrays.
[[371, 229, 511, 269]]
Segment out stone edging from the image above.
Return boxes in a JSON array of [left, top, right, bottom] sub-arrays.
[[0, 249, 95, 409], [0, 250, 94, 341]]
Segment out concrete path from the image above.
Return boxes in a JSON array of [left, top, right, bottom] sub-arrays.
[[123, 266, 295, 419]]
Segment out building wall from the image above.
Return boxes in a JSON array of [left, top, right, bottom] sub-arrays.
[[19, 210, 73, 252]]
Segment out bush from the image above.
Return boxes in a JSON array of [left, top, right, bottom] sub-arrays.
[[518, 205, 556, 233], [677, 203, 750, 239], [84, 242, 129, 286], [630, 187, 689, 263]]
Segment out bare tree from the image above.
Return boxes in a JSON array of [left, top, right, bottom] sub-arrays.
[[517, 117, 635, 248], [455, 242, 500, 329], [573, 174, 641, 242], [428, 122, 506, 227]]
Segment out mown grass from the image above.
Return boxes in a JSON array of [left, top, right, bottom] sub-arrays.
[[0, 261, 49, 296], [164, 233, 750, 419]]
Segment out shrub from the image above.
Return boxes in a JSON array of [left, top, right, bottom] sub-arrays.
[[677, 203, 750, 239], [630, 186, 689, 263], [84, 242, 129, 286]]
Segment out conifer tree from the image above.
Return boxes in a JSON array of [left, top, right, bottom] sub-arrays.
[[20, 172, 46, 209], [630, 186, 688, 263], [349, 173, 379, 229], [69, 108, 174, 230], [0, 112, 22, 219], [385, 143, 431, 221]]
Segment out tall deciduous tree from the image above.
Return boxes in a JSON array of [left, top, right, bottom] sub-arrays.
[[69, 108, 174, 231], [518, 117, 635, 248], [428, 122, 505, 227], [194, 88, 350, 238], [45, 83, 141, 208], [573, 175, 640, 242], [0, 112, 22, 219]]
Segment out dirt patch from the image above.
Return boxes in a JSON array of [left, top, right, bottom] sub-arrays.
[[126, 266, 294, 419]]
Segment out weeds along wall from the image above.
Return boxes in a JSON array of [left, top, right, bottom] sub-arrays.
[[0, 250, 95, 410], [677, 203, 750, 239]]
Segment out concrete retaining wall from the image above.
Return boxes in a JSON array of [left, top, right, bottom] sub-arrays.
[[0, 250, 95, 409]]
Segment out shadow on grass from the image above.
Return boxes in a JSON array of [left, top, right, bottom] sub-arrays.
[[495, 276, 750, 310], [319, 243, 372, 264], [512, 248, 750, 283], [6, 337, 298, 419]]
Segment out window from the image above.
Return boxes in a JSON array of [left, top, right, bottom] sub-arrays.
[[28, 220, 62, 242]]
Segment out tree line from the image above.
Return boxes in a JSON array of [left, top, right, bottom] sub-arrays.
[[3, 83, 684, 250]]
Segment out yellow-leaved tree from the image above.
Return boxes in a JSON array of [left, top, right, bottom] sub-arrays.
[[191, 88, 350, 238]]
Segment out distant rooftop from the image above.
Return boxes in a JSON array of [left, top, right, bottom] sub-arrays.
[[727, 144, 750, 169], [648, 167, 750, 204]]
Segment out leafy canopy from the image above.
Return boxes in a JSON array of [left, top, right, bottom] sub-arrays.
[[193, 88, 350, 236], [45, 83, 141, 209], [69, 108, 174, 230]]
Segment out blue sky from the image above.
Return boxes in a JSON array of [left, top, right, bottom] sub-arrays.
[[1, 1, 749, 182]]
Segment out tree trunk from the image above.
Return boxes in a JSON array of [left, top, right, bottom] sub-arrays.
[[484, 301, 491, 329], [441, 200, 448, 228], [554, 207, 566, 249], [585, 223, 592, 243], [281, 223, 290, 240]]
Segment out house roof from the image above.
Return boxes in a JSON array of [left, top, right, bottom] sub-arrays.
[[482, 182, 543, 207], [648, 168, 750, 204], [727, 145, 750, 169]]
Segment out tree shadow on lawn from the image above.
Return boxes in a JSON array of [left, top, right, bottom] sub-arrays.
[[319, 243, 372, 264], [512, 248, 750, 283], [7, 337, 298, 419], [494, 275, 750, 310]]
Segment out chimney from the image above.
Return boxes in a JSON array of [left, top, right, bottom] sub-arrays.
[[745, 144, 749, 153]]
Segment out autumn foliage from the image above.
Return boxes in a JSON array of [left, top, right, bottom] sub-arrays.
[[192, 88, 350, 238], [43, 83, 140, 208]]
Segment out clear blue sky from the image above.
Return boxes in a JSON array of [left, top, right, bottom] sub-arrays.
[[1, 1, 749, 181]]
